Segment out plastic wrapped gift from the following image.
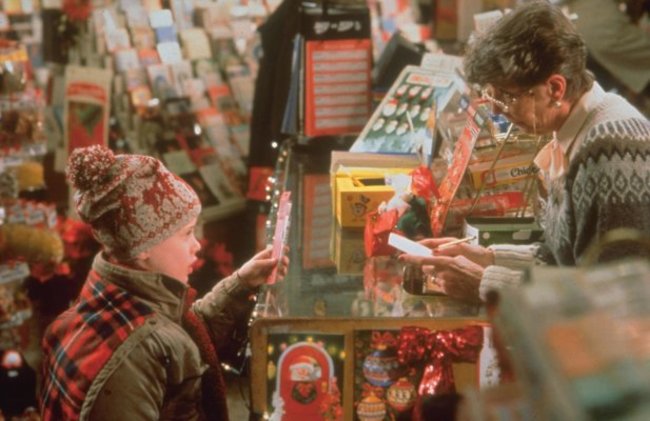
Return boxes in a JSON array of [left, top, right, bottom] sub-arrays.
[[0, 262, 31, 327], [0, 41, 46, 159], [0, 40, 30, 95]]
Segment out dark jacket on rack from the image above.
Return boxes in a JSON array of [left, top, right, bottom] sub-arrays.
[[249, 0, 302, 168]]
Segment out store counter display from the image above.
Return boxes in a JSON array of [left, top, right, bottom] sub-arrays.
[[248, 142, 499, 420]]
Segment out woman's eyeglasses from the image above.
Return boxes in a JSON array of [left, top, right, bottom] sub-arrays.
[[480, 86, 534, 113]]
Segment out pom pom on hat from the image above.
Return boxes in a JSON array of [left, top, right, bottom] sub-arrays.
[[66, 145, 201, 260], [67, 145, 116, 192]]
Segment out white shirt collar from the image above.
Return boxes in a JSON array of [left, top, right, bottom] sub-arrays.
[[555, 82, 605, 157]]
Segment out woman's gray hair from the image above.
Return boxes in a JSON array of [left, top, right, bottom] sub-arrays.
[[463, 0, 593, 100]]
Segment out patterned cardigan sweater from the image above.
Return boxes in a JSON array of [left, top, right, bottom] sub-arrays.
[[480, 90, 650, 299]]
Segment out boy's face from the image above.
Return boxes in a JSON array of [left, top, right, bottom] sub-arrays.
[[137, 217, 201, 283]]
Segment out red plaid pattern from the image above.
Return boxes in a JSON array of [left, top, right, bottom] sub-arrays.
[[40, 271, 154, 420]]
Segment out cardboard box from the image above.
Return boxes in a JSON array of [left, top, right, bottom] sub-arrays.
[[464, 216, 544, 246], [332, 224, 365, 275], [467, 152, 537, 189], [334, 175, 396, 228], [330, 151, 420, 228]]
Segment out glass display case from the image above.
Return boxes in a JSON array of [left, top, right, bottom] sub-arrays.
[[248, 139, 495, 420], [255, 140, 484, 320]]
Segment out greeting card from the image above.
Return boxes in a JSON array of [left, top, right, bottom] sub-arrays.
[[63, 65, 113, 153], [156, 41, 183, 64]]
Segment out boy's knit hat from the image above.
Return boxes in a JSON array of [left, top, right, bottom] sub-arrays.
[[66, 145, 201, 259]]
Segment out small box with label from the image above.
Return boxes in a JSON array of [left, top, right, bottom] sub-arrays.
[[463, 216, 544, 246]]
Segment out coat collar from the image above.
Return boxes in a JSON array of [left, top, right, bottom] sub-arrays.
[[92, 252, 188, 322]]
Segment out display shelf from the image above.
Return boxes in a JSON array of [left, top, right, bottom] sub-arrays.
[[250, 317, 491, 420]]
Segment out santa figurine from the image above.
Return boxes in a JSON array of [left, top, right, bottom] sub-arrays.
[[289, 355, 322, 405]]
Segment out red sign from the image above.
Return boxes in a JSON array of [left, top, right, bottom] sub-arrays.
[[304, 39, 372, 137]]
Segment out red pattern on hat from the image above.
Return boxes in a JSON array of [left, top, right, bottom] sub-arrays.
[[67, 145, 201, 259]]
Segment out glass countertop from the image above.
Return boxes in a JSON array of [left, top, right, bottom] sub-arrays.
[[255, 140, 483, 320]]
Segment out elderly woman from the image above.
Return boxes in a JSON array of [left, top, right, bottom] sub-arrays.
[[401, 1, 650, 302]]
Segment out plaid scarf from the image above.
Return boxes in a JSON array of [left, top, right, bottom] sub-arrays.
[[39, 271, 154, 421], [182, 288, 229, 421]]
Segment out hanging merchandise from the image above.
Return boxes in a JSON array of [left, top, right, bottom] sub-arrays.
[[63, 65, 112, 153], [350, 64, 459, 156], [299, 2, 372, 138], [0, 35, 61, 354], [0, 40, 46, 159], [300, 3, 372, 137]]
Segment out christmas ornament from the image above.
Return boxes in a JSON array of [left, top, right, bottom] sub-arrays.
[[362, 332, 400, 387], [356, 392, 386, 421], [386, 377, 417, 412]]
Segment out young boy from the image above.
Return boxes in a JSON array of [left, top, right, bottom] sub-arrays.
[[40, 145, 285, 420]]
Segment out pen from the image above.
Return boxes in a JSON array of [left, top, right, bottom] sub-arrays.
[[434, 236, 476, 250]]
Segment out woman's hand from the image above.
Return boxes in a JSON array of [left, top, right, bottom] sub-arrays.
[[400, 253, 484, 303], [236, 246, 289, 289], [398, 237, 492, 302], [420, 237, 495, 268]]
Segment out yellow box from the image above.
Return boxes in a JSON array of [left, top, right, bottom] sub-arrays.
[[332, 225, 365, 275], [330, 151, 420, 228], [334, 176, 395, 228], [467, 153, 537, 189]]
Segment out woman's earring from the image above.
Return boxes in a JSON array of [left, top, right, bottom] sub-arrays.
[[553, 100, 562, 108]]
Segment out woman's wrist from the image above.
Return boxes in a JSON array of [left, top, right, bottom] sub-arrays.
[[486, 248, 496, 266]]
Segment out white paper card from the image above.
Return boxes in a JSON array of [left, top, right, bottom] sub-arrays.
[[388, 233, 432, 257]]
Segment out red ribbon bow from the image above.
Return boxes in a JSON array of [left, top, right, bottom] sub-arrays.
[[397, 325, 483, 395]]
